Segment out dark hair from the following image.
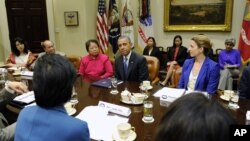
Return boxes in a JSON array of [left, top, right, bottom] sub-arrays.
[[191, 35, 213, 56], [85, 39, 99, 52], [12, 37, 29, 56], [33, 54, 77, 108], [147, 37, 156, 47], [155, 93, 235, 141], [173, 35, 182, 47], [118, 35, 131, 44]]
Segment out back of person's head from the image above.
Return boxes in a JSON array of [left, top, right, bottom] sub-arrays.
[[33, 54, 77, 108], [225, 38, 236, 47], [191, 35, 213, 56], [85, 39, 99, 52], [173, 35, 183, 47], [13, 37, 29, 56], [155, 92, 235, 141]]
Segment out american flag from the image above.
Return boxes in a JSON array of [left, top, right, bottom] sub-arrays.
[[97, 0, 109, 53]]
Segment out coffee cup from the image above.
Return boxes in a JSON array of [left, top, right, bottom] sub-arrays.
[[121, 90, 131, 101], [117, 123, 135, 139], [142, 80, 150, 87], [64, 102, 75, 111], [131, 93, 145, 103], [224, 90, 234, 99]]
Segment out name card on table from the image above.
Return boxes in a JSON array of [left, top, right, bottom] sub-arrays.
[[98, 101, 131, 117], [154, 87, 185, 107], [247, 111, 250, 121]]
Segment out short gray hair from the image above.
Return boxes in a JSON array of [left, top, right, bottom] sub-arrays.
[[225, 38, 236, 46]]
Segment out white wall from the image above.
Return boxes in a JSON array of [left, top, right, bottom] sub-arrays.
[[0, 0, 246, 60]]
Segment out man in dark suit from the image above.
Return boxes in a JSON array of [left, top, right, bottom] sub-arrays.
[[0, 81, 28, 141], [115, 36, 149, 82], [238, 65, 250, 99]]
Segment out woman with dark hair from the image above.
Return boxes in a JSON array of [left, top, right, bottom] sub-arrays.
[[6, 37, 36, 67], [160, 35, 188, 86], [143, 37, 162, 64], [218, 38, 241, 90], [155, 93, 235, 141], [15, 54, 90, 141], [178, 34, 220, 94], [79, 39, 113, 81]]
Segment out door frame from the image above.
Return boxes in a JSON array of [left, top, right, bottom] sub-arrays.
[[0, 0, 55, 60]]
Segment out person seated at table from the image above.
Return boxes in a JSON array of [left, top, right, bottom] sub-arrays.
[[115, 36, 149, 82], [160, 35, 188, 86], [178, 34, 220, 94], [6, 37, 36, 68], [30, 40, 65, 69], [79, 39, 113, 81], [15, 54, 90, 141], [218, 38, 241, 90], [155, 92, 236, 141], [0, 81, 28, 141], [143, 37, 162, 65], [238, 65, 250, 99]]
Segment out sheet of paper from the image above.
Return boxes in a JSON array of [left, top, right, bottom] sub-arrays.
[[76, 106, 129, 141], [21, 71, 33, 77], [13, 91, 35, 104], [153, 87, 185, 98]]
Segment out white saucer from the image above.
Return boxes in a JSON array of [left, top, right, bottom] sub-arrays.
[[66, 108, 76, 116], [112, 130, 136, 141], [220, 95, 230, 101], [120, 99, 143, 105], [139, 85, 153, 90], [228, 104, 240, 110], [142, 117, 154, 123]]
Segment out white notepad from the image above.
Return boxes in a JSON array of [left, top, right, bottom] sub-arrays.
[[13, 91, 35, 104]]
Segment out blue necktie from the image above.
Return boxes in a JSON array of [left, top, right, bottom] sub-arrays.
[[124, 57, 128, 79]]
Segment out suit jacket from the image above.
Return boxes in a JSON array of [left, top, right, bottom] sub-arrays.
[[115, 52, 149, 82], [143, 47, 162, 64], [238, 66, 250, 99], [178, 57, 220, 94], [167, 46, 188, 66], [15, 106, 90, 141], [0, 89, 16, 141]]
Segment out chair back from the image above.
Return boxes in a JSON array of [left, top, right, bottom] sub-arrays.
[[66, 55, 81, 71], [144, 55, 160, 84]]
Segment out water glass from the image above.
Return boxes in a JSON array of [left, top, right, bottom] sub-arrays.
[[110, 76, 119, 94], [140, 83, 148, 97], [228, 91, 239, 110], [0, 68, 8, 84], [142, 100, 154, 123]]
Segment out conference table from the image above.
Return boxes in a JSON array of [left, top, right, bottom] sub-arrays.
[[6, 74, 250, 141]]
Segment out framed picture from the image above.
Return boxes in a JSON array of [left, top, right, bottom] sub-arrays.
[[64, 11, 79, 26], [164, 0, 233, 31]]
